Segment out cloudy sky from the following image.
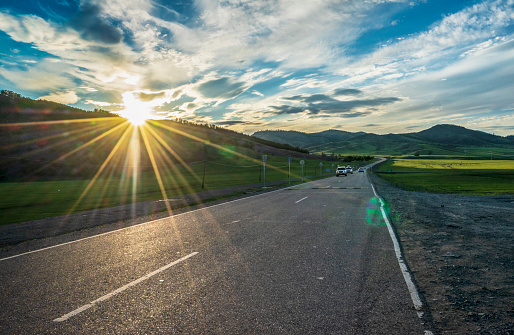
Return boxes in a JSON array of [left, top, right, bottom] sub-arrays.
[[1, 0, 513, 135]]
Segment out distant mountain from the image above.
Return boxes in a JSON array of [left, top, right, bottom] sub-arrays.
[[407, 124, 513, 146], [251, 129, 365, 150], [252, 124, 514, 157]]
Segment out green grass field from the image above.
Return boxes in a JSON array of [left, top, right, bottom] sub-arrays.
[[0, 155, 340, 225], [375, 158, 514, 195]]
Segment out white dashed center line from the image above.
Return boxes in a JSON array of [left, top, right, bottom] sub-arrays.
[[295, 197, 308, 204], [53, 252, 199, 322]]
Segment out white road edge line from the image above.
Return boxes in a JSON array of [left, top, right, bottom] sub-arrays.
[[1, 186, 289, 262], [370, 184, 424, 314], [368, 159, 434, 335], [53, 252, 199, 322], [295, 196, 308, 204]]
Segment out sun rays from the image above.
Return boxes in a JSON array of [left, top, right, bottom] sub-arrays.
[[0, 115, 297, 225]]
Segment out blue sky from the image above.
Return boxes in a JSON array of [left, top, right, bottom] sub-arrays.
[[0, 0, 513, 135]]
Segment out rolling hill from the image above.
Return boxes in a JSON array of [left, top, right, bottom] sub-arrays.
[[0, 90, 117, 122], [253, 125, 514, 158], [0, 90, 313, 181]]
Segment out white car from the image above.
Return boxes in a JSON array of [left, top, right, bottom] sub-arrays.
[[345, 166, 353, 174], [335, 167, 347, 176]]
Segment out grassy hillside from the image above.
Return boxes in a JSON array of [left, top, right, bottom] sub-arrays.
[[0, 91, 310, 181], [409, 124, 513, 146], [0, 90, 347, 224], [252, 129, 364, 150], [0, 117, 316, 181], [0, 90, 117, 122], [0, 154, 334, 225], [253, 124, 514, 159]]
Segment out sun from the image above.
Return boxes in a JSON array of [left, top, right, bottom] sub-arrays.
[[119, 95, 152, 126], [124, 112, 148, 126]]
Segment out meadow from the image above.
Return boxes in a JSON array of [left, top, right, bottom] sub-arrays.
[[0, 155, 338, 225], [375, 158, 514, 195]]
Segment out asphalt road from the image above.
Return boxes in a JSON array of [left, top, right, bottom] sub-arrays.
[[0, 170, 427, 334]]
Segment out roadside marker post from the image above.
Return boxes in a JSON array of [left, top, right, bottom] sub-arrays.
[[288, 157, 292, 184], [300, 160, 305, 182], [262, 155, 267, 188], [202, 161, 206, 189]]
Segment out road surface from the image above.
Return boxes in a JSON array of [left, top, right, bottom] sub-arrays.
[[0, 170, 428, 334]]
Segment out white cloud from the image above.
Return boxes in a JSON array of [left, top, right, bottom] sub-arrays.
[[0, 59, 76, 90], [154, 0, 376, 69], [0, 10, 144, 94], [0, 11, 57, 45], [1, 0, 513, 134], [181, 68, 282, 110], [177, 101, 204, 115], [362, 38, 514, 132], [84, 99, 113, 107], [38, 90, 80, 104], [280, 77, 327, 90], [0, 1, 394, 102], [337, 0, 514, 87], [79, 86, 98, 92]]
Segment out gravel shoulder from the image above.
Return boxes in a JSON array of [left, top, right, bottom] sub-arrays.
[[369, 170, 514, 334]]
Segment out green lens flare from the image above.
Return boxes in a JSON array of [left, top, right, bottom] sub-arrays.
[[365, 196, 387, 226]]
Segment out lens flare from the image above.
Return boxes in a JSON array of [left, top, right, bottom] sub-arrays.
[[366, 197, 387, 226]]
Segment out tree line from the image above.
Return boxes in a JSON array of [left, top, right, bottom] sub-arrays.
[[321, 152, 374, 162]]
